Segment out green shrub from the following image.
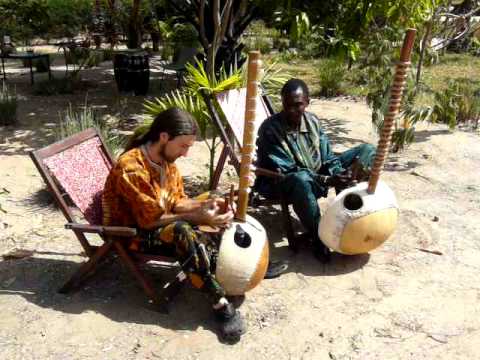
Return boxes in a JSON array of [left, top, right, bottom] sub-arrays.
[[103, 48, 114, 62], [157, 20, 175, 61], [456, 80, 480, 127], [170, 23, 200, 49], [431, 79, 480, 129], [0, 83, 17, 126], [431, 83, 461, 129], [56, 104, 96, 140], [65, 47, 103, 68], [370, 73, 433, 152], [64, 47, 87, 65], [318, 58, 346, 97], [470, 37, 480, 57], [57, 103, 125, 157], [85, 50, 103, 68], [393, 105, 433, 152], [245, 20, 278, 54], [277, 49, 299, 63], [273, 37, 290, 51], [300, 41, 322, 59], [248, 36, 273, 54], [161, 43, 175, 61]]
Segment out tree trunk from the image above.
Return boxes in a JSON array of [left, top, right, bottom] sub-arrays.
[[93, 36, 102, 49], [208, 134, 217, 188], [127, 23, 142, 49], [93, 0, 102, 49], [190, 0, 250, 77], [207, 45, 216, 81], [416, 19, 433, 86], [127, 0, 142, 49], [151, 32, 160, 52], [105, 0, 118, 48]]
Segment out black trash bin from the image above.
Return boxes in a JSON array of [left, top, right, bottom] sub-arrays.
[[128, 54, 150, 96], [113, 53, 131, 92]]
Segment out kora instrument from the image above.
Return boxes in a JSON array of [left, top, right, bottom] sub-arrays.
[[215, 51, 269, 295], [319, 29, 417, 255]]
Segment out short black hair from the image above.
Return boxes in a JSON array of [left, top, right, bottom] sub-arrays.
[[281, 78, 309, 99]]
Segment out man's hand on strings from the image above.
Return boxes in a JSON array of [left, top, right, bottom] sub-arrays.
[[315, 169, 356, 192], [212, 197, 237, 216], [194, 199, 234, 228], [327, 169, 355, 189]]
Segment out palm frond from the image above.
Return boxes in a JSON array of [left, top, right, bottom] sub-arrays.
[[184, 59, 243, 95], [261, 61, 290, 90], [143, 89, 210, 138], [185, 61, 211, 91]]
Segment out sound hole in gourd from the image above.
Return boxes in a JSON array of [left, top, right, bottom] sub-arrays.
[[234, 225, 252, 248], [343, 193, 363, 211]]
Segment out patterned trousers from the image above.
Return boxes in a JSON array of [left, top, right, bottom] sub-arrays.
[[139, 221, 226, 304]]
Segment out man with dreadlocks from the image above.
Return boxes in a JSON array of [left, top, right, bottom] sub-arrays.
[[256, 79, 376, 262], [102, 107, 245, 341]]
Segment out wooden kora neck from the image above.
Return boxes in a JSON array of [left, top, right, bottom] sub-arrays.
[[236, 51, 262, 222], [367, 29, 417, 194]]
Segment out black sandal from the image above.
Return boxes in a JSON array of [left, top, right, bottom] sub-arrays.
[[264, 260, 289, 279]]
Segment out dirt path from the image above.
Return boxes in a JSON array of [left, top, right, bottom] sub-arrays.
[[1, 70, 480, 359]]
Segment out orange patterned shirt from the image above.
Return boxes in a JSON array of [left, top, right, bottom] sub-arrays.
[[102, 146, 187, 229]]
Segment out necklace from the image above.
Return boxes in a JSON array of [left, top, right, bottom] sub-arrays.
[[141, 143, 167, 186]]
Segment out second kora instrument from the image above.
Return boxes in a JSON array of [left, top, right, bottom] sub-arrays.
[[215, 51, 269, 295], [319, 29, 417, 255]]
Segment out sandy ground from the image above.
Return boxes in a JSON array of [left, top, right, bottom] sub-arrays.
[[1, 54, 480, 360]]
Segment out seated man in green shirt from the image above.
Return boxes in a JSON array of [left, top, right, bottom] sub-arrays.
[[255, 79, 376, 262]]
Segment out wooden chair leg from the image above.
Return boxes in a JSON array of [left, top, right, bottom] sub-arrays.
[[280, 196, 298, 252], [59, 241, 114, 294], [72, 230, 96, 257], [210, 145, 229, 190], [113, 241, 171, 313]]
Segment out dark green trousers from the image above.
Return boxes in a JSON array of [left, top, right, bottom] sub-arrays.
[[272, 144, 376, 244]]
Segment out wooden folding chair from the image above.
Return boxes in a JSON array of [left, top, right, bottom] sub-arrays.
[[202, 89, 300, 251], [30, 128, 185, 313]]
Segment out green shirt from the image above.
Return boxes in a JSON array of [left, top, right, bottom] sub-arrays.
[[255, 111, 343, 192]]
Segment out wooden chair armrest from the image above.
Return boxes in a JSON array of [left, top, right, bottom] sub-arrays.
[[65, 223, 137, 237], [254, 166, 285, 180]]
